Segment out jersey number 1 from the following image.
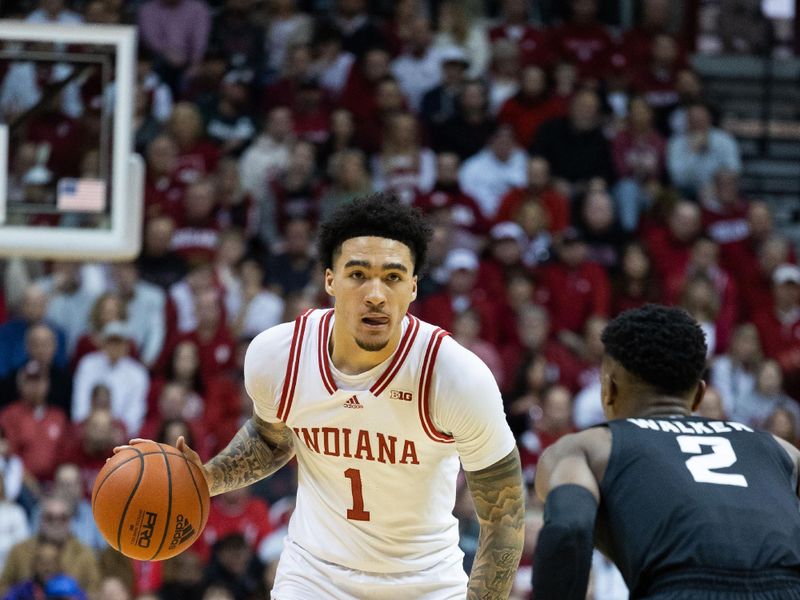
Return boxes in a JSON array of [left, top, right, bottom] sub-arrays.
[[676, 435, 748, 487], [344, 468, 371, 521]]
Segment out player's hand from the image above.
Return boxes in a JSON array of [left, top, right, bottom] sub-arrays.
[[176, 436, 212, 492], [112, 438, 150, 455]]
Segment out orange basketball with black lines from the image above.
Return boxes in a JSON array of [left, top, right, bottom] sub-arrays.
[[91, 441, 210, 561]]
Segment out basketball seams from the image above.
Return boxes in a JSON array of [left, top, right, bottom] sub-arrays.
[[92, 449, 184, 510], [115, 446, 145, 553], [150, 445, 174, 560]]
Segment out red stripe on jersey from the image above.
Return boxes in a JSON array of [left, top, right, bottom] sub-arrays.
[[370, 314, 420, 396], [417, 329, 455, 444], [277, 309, 312, 421], [317, 309, 337, 394]]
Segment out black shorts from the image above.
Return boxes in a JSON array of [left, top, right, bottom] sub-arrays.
[[640, 568, 800, 600]]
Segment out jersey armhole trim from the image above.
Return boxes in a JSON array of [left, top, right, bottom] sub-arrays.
[[418, 328, 455, 444], [317, 309, 337, 394], [277, 309, 313, 422]]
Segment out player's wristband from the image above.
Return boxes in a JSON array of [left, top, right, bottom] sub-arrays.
[[531, 484, 598, 600]]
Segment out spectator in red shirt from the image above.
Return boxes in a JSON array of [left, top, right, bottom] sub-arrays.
[[143, 135, 185, 223], [352, 76, 408, 155], [611, 242, 662, 315], [498, 65, 568, 148], [537, 227, 611, 336], [518, 385, 577, 484], [621, 0, 688, 72], [171, 179, 221, 266], [26, 95, 86, 179], [495, 156, 570, 234], [548, 0, 617, 81], [631, 34, 682, 113], [752, 264, 800, 398], [172, 288, 236, 381], [194, 487, 271, 562], [413, 152, 488, 237], [340, 47, 391, 125], [487, 0, 552, 67], [0, 361, 66, 482], [611, 95, 666, 232], [417, 248, 503, 347], [291, 77, 331, 146], [739, 234, 795, 321], [645, 199, 702, 287], [701, 169, 750, 257], [168, 102, 221, 186], [65, 407, 125, 499], [140, 383, 210, 460]]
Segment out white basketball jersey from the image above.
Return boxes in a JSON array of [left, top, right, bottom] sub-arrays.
[[277, 308, 463, 573]]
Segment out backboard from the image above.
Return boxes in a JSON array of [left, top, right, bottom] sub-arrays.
[[0, 21, 142, 260]]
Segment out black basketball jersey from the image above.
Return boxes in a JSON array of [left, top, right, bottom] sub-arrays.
[[596, 416, 800, 598]]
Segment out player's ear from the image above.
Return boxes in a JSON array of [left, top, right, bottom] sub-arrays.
[[690, 380, 706, 412], [324, 268, 335, 296], [601, 371, 616, 411], [410, 275, 418, 301]]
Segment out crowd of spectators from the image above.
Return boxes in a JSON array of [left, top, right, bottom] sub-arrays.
[[0, 0, 799, 599]]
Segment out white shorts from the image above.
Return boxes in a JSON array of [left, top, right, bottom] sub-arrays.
[[271, 538, 468, 600]]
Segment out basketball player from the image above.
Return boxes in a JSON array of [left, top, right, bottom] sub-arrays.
[[124, 194, 524, 599], [532, 304, 800, 599]]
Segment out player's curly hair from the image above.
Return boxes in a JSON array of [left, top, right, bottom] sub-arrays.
[[318, 193, 432, 274], [601, 304, 707, 395]]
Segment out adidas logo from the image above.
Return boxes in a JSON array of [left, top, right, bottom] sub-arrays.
[[343, 395, 363, 409], [168, 515, 196, 550]]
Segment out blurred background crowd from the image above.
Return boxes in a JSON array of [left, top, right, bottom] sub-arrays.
[[1, 0, 800, 598]]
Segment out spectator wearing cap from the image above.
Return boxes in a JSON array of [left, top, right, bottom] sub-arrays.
[[71, 321, 149, 437], [530, 88, 616, 197], [496, 156, 570, 234], [488, 0, 552, 68], [481, 222, 530, 301], [433, 80, 496, 161], [433, 2, 490, 78], [537, 227, 611, 337], [138, 0, 211, 95], [667, 102, 741, 198], [548, 0, 617, 81], [417, 248, 504, 348], [0, 361, 66, 482], [420, 46, 470, 128], [413, 152, 488, 238], [0, 496, 100, 596], [498, 65, 568, 149], [752, 264, 800, 397], [110, 262, 166, 369], [458, 124, 527, 220]]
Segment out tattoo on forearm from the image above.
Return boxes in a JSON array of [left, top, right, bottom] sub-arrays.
[[464, 449, 526, 600], [204, 416, 294, 496]]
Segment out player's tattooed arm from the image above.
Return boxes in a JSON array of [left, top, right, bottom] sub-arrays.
[[201, 415, 295, 496], [464, 448, 525, 600]]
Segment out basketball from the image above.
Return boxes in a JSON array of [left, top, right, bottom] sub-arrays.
[[91, 441, 210, 561]]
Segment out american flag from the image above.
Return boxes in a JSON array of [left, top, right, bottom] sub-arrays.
[[56, 178, 106, 212]]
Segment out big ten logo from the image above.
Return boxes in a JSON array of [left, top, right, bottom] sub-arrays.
[[137, 511, 158, 548], [389, 390, 413, 401]]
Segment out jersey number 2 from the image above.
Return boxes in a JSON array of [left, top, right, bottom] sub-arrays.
[[676, 435, 748, 487], [344, 468, 371, 521]]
